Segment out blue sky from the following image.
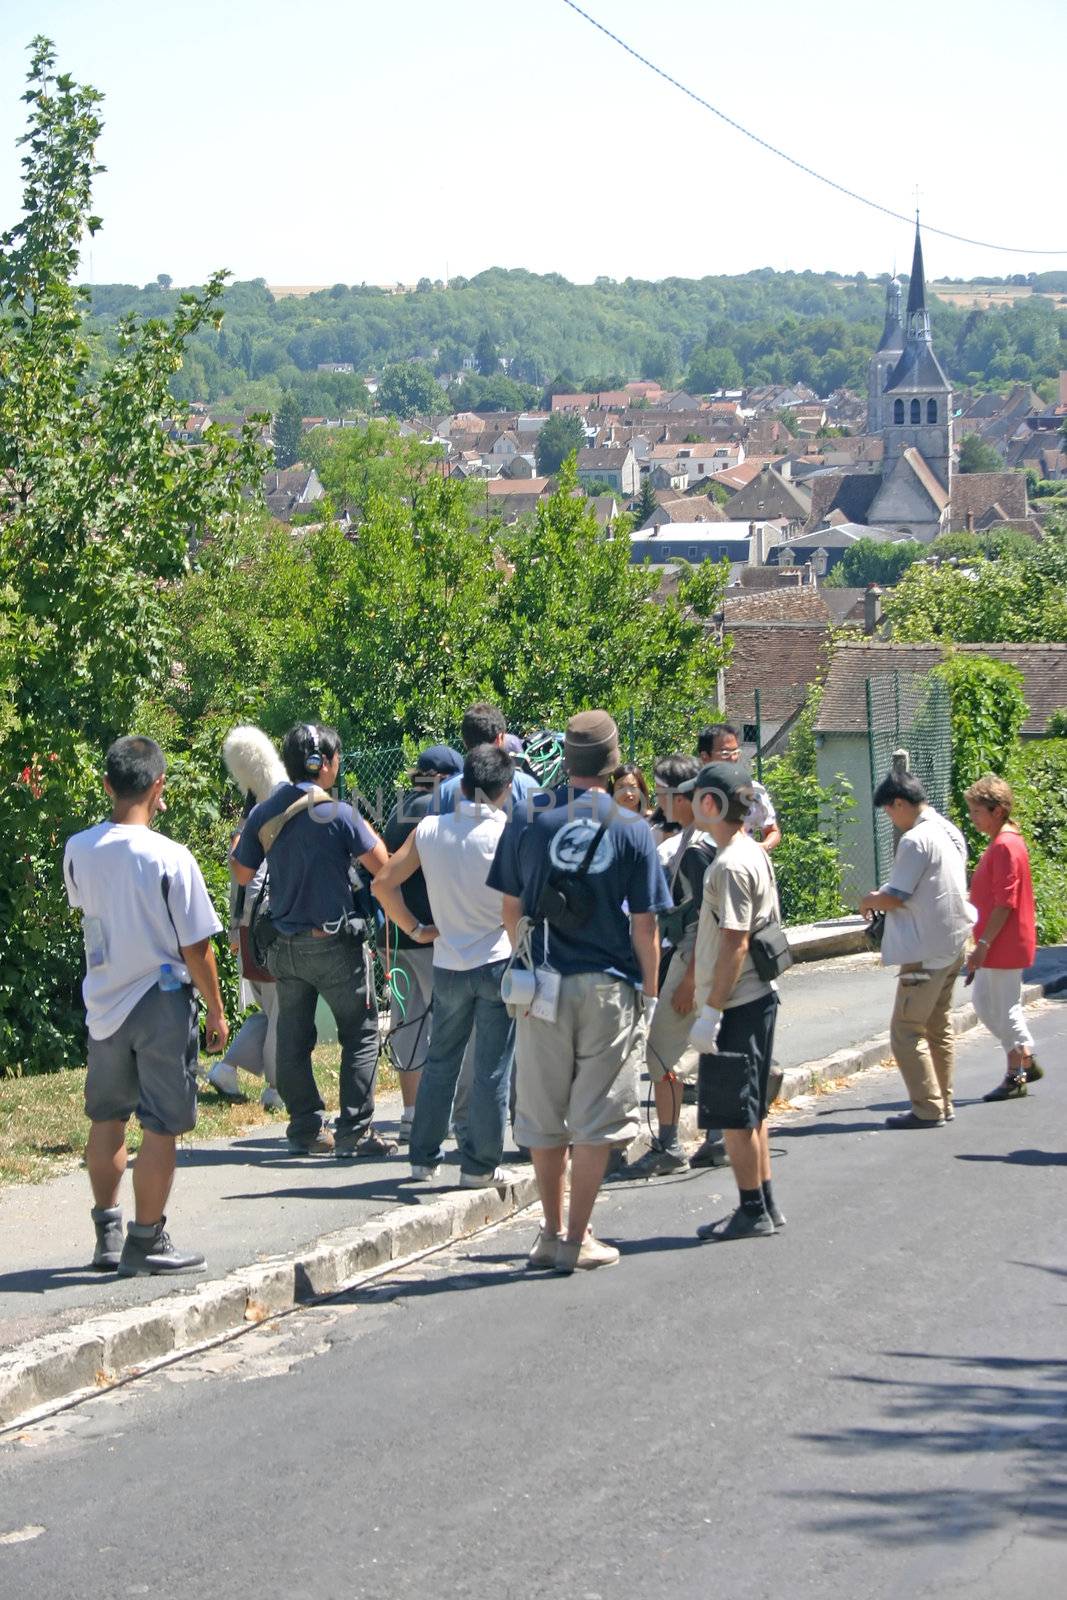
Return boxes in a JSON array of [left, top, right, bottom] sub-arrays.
[[0, 0, 1061, 288]]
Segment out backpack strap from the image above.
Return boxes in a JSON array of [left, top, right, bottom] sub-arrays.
[[257, 785, 334, 854]]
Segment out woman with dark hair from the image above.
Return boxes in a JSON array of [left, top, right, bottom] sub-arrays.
[[609, 762, 650, 815]]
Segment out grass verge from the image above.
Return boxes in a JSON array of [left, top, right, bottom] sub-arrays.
[[0, 1045, 399, 1188]]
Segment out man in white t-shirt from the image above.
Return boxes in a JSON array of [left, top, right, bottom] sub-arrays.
[[373, 744, 516, 1187], [688, 762, 786, 1242], [63, 737, 228, 1277], [697, 723, 782, 851], [860, 769, 972, 1127]]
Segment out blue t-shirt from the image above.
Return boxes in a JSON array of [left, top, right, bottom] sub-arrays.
[[487, 786, 670, 983], [434, 767, 542, 818], [234, 782, 380, 934]]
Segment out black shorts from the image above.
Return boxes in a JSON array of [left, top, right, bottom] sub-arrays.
[[700, 990, 780, 1129]]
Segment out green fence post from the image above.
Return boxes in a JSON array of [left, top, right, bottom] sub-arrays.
[[866, 677, 881, 885], [754, 687, 763, 783]]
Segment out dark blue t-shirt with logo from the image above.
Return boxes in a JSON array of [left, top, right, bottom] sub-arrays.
[[234, 782, 380, 934], [487, 786, 670, 983]]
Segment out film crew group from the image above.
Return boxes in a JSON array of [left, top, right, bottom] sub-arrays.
[[232, 723, 398, 1159]]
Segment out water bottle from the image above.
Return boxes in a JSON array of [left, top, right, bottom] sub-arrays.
[[158, 963, 184, 992]]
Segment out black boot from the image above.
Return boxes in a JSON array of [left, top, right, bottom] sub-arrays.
[[117, 1217, 206, 1277], [982, 1073, 1028, 1102], [91, 1206, 123, 1271]]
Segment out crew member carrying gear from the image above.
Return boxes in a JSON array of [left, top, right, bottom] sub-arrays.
[[232, 723, 397, 1159]]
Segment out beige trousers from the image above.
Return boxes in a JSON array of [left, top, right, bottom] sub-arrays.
[[890, 955, 964, 1120]]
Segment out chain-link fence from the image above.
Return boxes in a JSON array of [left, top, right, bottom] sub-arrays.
[[339, 746, 408, 828], [865, 671, 952, 884]]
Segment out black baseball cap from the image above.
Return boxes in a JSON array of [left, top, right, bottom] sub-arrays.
[[410, 744, 463, 781], [691, 761, 756, 822]]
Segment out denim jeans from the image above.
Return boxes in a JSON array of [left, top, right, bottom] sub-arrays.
[[409, 960, 514, 1177], [268, 932, 379, 1145]]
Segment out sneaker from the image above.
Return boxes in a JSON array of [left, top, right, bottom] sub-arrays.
[[206, 1062, 247, 1104], [624, 1143, 689, 1179], [407, 1163, 441, 1181], [697, 1206, 775, 1242], [527, 1227, 562, 1269], [1024, 1060, 1044, 1083], [117, 1218, 206, 1277], [260, 1085, 284, 1111], [335, 1127, 400, 1160], [884, 1111, 945, 1129], [286, 1128, 336, 1155], [944, 1105, 955, 1122], [90, 1205, 123, 1271], [458, 1166, 519, 1188], [689, 1137, 730, 1168], [764, 1197, 787, 1229], [982, 1074, 1028, 1102], [555, 1233, 620, 1274]]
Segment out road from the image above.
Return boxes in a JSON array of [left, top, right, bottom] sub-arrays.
[[2, 1001, 1065, 1599]]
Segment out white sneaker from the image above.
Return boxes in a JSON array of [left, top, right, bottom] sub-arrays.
[[260, 1086, 284, 1110], [206, 1062, 245, 1101], [458, 1166, 519, 1189], [408, 1163, 441, 1181]]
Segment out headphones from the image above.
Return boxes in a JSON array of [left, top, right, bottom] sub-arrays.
[[299, 723, 324, 777]]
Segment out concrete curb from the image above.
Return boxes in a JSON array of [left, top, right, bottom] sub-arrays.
[[0, 980, 1049, 1428], [0, 1175, 538, 1428]]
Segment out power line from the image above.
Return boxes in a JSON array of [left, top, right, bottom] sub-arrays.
[[561, 1, 1065, 257]]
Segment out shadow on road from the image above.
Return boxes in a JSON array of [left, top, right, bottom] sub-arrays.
[[957, 1150, 1067, 1169], [789, 1349, 1067, 1544]]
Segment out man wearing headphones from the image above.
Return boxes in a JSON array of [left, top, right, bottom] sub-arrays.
[[232, 724, 400, 1158]]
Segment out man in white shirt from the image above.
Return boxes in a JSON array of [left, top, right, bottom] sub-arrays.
[[63, 737, 228, 1276], [697, 724, 782, 851], [373, 744, 516, 1187], [860, 770, 972, 1128]]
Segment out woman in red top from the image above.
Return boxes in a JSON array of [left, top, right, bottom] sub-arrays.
[[964, 774, 1041, 1102]]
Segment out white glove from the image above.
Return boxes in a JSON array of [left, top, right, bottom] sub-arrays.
[[641, 995, 658, 1029], [689, 1004, 722, 1052]]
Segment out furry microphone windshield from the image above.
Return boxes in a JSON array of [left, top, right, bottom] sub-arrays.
[[222, 725, 288, 804]]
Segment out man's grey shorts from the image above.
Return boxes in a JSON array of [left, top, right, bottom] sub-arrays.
[[85, 984, 200, 1136]]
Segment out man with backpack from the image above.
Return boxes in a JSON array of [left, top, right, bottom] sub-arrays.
[[488, 711, 670, 1273], [232, 723, 397, 1159]]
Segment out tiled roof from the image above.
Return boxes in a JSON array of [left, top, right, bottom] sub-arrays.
[[816, 643, 1067, 737], [724, 621, 828, 723], [577, 447, 631, 469], [950, 471, 1027, 526], [901, 447, 950, 512], [805, 472, 882, 530], [484, 477, 550, 496]]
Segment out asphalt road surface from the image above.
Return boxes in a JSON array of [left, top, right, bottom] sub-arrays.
[[2, 1001, 1065, 1599]]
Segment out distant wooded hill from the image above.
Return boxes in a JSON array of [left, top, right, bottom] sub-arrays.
[[83, 267, 1067, 416]]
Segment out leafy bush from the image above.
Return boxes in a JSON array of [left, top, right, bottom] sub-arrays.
[[763, 758, 853, 924], [1006, 739, 1067, 945], [935, 654, 1027, 855]]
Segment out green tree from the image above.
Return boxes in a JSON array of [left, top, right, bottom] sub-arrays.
[[475, 329, 499, 376], [273, 389, 303, 468], [957, 433, 1004, 473], [884, 528, 1067, 643], [824, 537, 923, 588], [685, 345, 743, 394], [376, 360, 447, 419], [633, 475, 657, 526], [935, 654, 1027, 855], [0, 40, 265, 1071], [156, 272, 172, 290], [535, 411, 585, 475], [303, 420, 446, 516]]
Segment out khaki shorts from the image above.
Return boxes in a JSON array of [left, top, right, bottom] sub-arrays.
[[513, 972, 642, 1148], [646, 945, 699, 1083]]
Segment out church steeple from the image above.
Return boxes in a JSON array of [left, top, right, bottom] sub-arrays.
[[904, 217, 931, 343]]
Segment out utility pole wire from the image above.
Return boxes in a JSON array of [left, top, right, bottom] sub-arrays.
[[561, 1, 1065, 257]]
